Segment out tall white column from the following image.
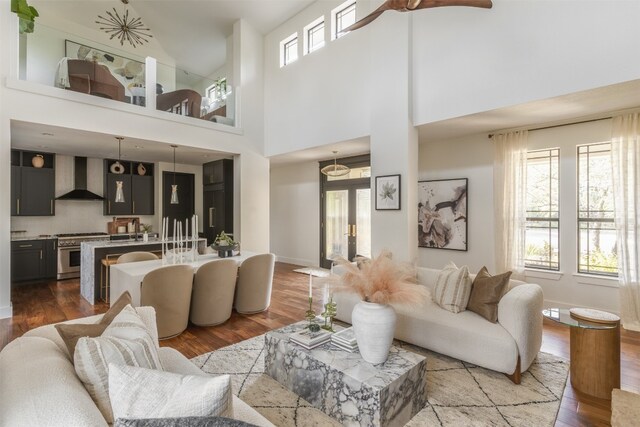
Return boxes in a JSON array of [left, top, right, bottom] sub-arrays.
[[369, 13, 418, 263]]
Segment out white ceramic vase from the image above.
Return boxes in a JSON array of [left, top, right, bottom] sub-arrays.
[[352, 301, 397, 364]]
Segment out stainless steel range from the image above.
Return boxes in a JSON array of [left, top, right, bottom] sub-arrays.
[[57, 232, 110, 280]]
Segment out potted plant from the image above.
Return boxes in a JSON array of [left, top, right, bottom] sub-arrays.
[[330, 250, 430, 364], [11, 0, 39, 34], [140, 224, 152, 242], [211, 231, 237, 258]]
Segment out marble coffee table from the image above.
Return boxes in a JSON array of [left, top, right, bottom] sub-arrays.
[[264, 322, 427, 426]]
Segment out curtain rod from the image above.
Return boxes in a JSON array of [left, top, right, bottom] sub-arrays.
[[488, 116, 612, 139]]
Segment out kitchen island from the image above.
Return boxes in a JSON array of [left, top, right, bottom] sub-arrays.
[[80, 238, 207, 304]]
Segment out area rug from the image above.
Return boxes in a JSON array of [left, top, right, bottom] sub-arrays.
[[191, 335, 569, 427], [292, 267, 331, 278]]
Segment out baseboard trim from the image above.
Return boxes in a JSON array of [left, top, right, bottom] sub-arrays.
[[275, 256, 316, 268], [544, 298, 619, 316], [0, 303, 13, 319]]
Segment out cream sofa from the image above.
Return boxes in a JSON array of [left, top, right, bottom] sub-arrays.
[[333, 266, 543, 382], [0, 307, 274, 427]]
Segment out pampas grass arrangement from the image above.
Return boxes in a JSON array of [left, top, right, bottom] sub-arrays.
[[330, 250, 430, 306]]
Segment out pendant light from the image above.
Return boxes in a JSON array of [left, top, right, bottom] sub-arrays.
[[321, 151, 350, 177], [114, 137, 125, 203], [170, 145, 179, 204]]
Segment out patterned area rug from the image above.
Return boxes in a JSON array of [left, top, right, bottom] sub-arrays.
[[191, 335, 569, 427]]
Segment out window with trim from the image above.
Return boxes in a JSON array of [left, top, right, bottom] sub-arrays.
[[525, 149, 560, 270], [304, 18, 325, 54], [332, 0, 356, 40], [280, 33, 298, 67], [577, 142, 618, 276], [206, 78, 227, 102]]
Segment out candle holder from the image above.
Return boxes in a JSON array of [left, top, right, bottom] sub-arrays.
[[305, 296, 319, 331], [321, 295, 337, 332]]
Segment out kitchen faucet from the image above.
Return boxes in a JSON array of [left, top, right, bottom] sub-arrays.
[[133, 218, 140, 242]]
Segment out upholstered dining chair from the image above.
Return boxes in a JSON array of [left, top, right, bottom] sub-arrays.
[[190, 259, 238, 326], [234, 254, 276, 314], [117, 251, 158, 264], [140, 264, 193, 339]]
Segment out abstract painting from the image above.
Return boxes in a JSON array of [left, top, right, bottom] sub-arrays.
[[376, 174, 401, 210], [418, 178, 468, 251]]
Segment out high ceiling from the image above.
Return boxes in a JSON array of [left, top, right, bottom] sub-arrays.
[[32, 0, 314, 77]]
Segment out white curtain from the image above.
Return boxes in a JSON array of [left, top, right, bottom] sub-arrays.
[[493, 131, 528, 278], [611, 113, 640, 332]]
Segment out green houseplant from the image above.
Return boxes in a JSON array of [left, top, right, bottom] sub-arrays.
[[11, 0, 39, 34]]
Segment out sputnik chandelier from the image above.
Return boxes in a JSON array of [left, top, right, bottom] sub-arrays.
[[96, 0, 152, 48]]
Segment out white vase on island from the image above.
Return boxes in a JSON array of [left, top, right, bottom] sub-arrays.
[[352, 301, 397, 364]]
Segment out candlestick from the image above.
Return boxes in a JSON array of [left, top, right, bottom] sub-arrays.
[[308, 273, 313, 298]]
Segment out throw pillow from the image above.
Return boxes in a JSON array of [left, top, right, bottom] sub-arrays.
[[467, 267, 512, 323], [74, 304, 163, 423], [115, 417, 255, 427], [109, 364, 233, 421], [55, 291, 133, 357], [432, 262, 472, 313]]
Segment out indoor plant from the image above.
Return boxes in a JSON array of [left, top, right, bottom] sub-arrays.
[[331, 250, 429, 364], [211, 231, 238, 258], [11, 0, 39, 34]]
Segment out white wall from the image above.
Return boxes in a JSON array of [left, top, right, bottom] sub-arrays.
[[270, 161, 320, 266], [418, 119, 621, 313], [412, 0, 640, 126], [263, 0, 371, 157]]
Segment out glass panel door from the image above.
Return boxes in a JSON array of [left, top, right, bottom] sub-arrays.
[[325, 190, 349, 261], [356, 188, 371, 258]]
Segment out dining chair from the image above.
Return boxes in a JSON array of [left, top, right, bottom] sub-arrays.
[[117, 251, 158, 264], [190, 259, 238, 326], [234, 254, 276, 314], [140, 264, 193, 339]]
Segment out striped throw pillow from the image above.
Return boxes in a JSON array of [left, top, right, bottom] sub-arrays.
[[433, 262, 472, 313], [74, 305, 163, 423], [109, 364, 233, 421]]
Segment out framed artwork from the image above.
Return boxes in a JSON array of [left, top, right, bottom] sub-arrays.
[[64, 40, 146, 88], [376, 174, 401, 210], [418, 178, 468, 251]]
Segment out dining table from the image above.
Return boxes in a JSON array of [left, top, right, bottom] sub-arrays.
[[109, 251, 257, 307]]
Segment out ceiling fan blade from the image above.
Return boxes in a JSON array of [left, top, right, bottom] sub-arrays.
[[340, 10, 386, 34], [414, 0, 493, 10]]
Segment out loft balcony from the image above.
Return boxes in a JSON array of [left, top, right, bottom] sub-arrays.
[[14, 22, 238, 131]]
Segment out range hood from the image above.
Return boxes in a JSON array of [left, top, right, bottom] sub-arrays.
[[56, 157, 105, 201]]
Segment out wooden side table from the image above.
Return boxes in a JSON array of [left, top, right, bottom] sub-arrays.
[[543, 308, 620, 400]]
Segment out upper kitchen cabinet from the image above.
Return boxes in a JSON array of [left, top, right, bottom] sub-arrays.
[[11, 150, 56, 216], [103, 160, 154, 215], [203, 158, 233, 185]]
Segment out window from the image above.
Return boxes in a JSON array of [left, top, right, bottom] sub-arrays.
[[280, 33, 298, 67], [206, 78, 227, 102], [577, 143, 617, 276], [304, 17, 325, 54], [525, 149, 560, 270], [332, 0, 356, 40]]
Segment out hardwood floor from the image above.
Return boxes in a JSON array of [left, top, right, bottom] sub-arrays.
[[2, 262, 639, 426]]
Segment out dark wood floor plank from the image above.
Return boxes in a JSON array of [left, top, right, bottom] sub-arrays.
[[2, 262, 639, 427]]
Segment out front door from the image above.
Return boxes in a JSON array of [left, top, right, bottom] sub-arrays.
[[320, 155, 371, 269]]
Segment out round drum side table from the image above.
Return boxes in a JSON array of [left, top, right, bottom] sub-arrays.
[[543, 308, 620, 400]]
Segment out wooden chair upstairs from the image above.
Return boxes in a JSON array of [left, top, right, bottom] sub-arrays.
[[140, 264, 193, 339], [190, 259, 238, 326], [234, 254, 276, 314]]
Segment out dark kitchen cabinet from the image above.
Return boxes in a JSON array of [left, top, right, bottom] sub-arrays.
[[11, 150, 56, 216], [11, 240, 45, 282], [104, 160, 154, 215], [202, 159, 234, 245], [105, 174, 132, 215], [132, 175, 154, 215], [44, 238, 58, 279]]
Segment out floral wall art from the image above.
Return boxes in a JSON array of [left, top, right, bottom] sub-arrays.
[[375, 175, 401, 210], [418, 178, 468, 251]]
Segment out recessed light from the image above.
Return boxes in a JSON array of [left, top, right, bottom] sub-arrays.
[[134, 145, 144, 149], [38, 145, 48, 148], [41, 132, 54, 136]]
